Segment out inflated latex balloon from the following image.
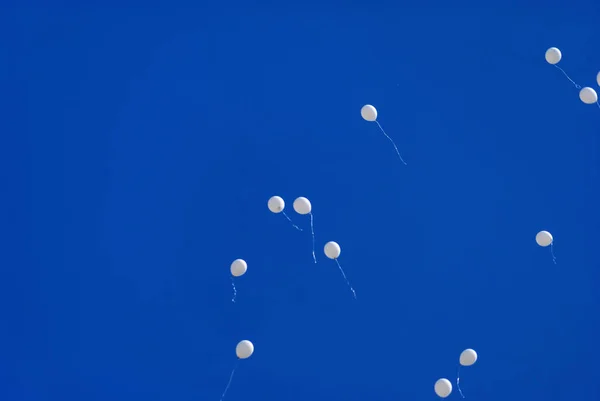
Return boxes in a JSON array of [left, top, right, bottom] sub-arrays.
[[230, 259, 247, 277], [579, 87, 598, 104], [360, 104, 377, 122], [267, 196, 285, 213], [435, 378, 452, 398], [597, 71, 600, 87], [236, 340, 254, 359], [324, 241, 341, 259], [535, 230, 553, 247], [460, 349, 477, 366], [545, 47, 562, 65], [293, 197, 312, 215]]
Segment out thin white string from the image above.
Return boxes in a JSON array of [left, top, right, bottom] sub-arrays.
[[334, 259, 356, 299], [230, 277, 237, 303], [553, 64, 581, 89], [310, 213, 316, 263], [282, 211, 302, 231], [375, 120, 407, 165], [550, 242, 557, 264], [456, 366, 465, 398], [219, 360, 239, 401]]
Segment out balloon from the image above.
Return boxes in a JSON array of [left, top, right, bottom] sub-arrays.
[[230, 259, 247, 277], [597, 71, 600, 87], [434, 378, 452, 398], [361, 104, 377, 122], [545, 47, 562, 65], [460, 349, 478, 366], [293, 197, 312, 215], [324, 241, 341, 259], [236, 340, 254, 359], [535, 230, 553, 247], [579, 87, 598, 104], [268, 196, 285, 213]]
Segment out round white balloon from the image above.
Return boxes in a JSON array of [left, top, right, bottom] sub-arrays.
[[268, 196, 285, 213], [236, 340, 254, 359], [360, 104, 377, 122], [293, 197, 312, 215], [460, 348, 478, 366], [545, 47, 562, 65], [579, 87, 598, 104], [230, 259, 247, 277], [434, 378, 452, 398], [597, 71, 600, 87], [535, 231, 553, 247], [324, 241, 341, 259]]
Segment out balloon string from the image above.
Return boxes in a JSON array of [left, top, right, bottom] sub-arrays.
[[231, 277, 237, 303], [219, 360, 239, 401], [375, 120, 407, 165], [596, 101, 600, 110], [550, 243, 557, 265], [282, 211, 303, 231], [334, 259, 357, 299], [456, 366, 465, 399], [310, 213, 316, 264], [553, 65, 581, 89]]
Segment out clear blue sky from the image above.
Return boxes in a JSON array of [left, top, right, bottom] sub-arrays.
[[3, 2, 600, 401]]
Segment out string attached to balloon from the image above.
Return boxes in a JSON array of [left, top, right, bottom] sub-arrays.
[[456, 348, 477, 398], [361, 104, 407, 165], [324, 241, 356, 299], [545, 47, 600, 109], [294, 197, 317, 263], [536, 230, 556, 264], [219, 340, 254, 401], [229, 259, 247, 303], [268, 196, 302, 231]]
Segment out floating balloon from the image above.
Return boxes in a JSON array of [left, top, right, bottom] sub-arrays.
[[324, 241, 356, 299], [220, 340, 255, 401], [459, 349, 477, 366], [597, 71, 600, 87], [545, 47, 582, 91], [545, 47, 562, 65], [360, 104, 407, 165], [536, 230, 557, 264], [579, 87, 598, 105], [435, 378, 452, 398], [456, 349, 478, 398], [293, 197, 317, 263], [268, 195, 302, 231], [236, 340, 254, 359], [535, 230, 553, 247], [229, 259, 247, 303]]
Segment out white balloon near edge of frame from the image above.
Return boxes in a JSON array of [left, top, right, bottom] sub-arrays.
[[545, 47, 562, 65], [597, 71, 600, 87], [293, 197, 312, 215], [536, 231, 553, 247], [268, 196, 285, 213], [230, 259, 247, 277], [579, 87, 598, 104], [324, 241, 341, 259], [435, 378, 453, 398], [236, 340, 254, 359], [361, 104, 377, 121], [460, 349, 478, 366]]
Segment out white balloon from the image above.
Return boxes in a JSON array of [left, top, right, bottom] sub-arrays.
[[545, 47, 562, 65], [597, 71, 600, 87], [268, 196, 285, 213], [579, 87, 598, 104], [236, 340, 254, 359], [434, 378, 452, 398], [324, 241, 341, 259], [230, 259, 247, 277], [535, 231, 553, 247], [460, 348, 478, 366], [293, 197, 312, 215], [360, 104, 377, 122]]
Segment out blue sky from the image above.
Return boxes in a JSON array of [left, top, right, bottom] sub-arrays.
[[3, 2, 600, 401]]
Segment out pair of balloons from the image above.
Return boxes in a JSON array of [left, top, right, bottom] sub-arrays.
[[268, 196, 311, 215], [545, 47, 598, 105], [435, 349, 477, 398]]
